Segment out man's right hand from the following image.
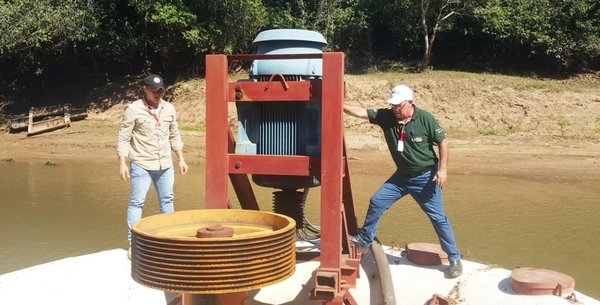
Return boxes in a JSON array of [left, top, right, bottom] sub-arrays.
[[119, 157, 130, 182]]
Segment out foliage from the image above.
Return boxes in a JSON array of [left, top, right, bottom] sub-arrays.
[[0, 0, 99, 89], [314, 0, 372, 70], [419, 0, 468, 69], [262, 0, 316, 29], [0, 0, 598, 107], [363, 0, 421, 60], [473, 0, 600, 70], [260, 0, 372, 70], [0, 0, 98, 54], [128, 0, 267, 72]]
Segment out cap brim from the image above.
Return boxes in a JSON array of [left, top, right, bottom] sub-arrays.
[[387, 97, 406, 105], [146, 85, 165, 92]]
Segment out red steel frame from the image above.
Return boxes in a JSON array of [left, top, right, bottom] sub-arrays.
[[205, 52, 361, 305]]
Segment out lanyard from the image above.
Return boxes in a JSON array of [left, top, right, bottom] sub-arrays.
[[142, 99, 162, 128], [395, 105, 414, 152], [397, 124, 406, 141], [396, 114, 412, 141]]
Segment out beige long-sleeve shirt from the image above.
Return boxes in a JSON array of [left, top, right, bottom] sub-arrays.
[[117, 99, 184, 170]]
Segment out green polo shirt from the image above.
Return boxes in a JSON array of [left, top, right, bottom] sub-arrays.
[[367, 106, 446, 176]]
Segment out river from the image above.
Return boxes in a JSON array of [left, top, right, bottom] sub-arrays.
[[0, 159, 598, 299]]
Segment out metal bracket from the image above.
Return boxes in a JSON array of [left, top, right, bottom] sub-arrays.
[[311, 268, 344, 302]]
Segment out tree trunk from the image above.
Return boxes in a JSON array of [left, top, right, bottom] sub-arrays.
[[421, 0, 430, 70], [420, 0, 459, 71], [422, 45, 432, 70]]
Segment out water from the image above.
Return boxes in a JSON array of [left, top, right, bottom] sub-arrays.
[[1, 160, 598, 298]]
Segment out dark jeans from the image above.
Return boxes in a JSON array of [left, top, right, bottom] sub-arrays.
[[355, 168, 461, 261]]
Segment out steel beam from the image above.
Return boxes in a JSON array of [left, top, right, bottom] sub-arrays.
[[319, 52, 345, 270], [205, 55, 229, 209]]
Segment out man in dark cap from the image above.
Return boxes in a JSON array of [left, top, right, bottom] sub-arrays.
[[117, 74, 189, 256]]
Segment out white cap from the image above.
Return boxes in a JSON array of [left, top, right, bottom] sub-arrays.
[[386, 85, 413, 105]]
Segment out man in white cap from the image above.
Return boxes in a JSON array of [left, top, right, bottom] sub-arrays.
[[117, 74, 189, 257], [343, 84, 462, 278]]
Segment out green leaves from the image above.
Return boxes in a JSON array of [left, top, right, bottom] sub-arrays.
[[0, 0, 98, 54], [0, 0, 597, 92], [473, 0, 600, 69]]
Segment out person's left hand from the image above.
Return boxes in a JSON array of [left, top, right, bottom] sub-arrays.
[[433, 168, 447, 188], [179, 159, 189, 175]]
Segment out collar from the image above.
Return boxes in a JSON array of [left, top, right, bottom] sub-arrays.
[[142, 97, 163, 110]]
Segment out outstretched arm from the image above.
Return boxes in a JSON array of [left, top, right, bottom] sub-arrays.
[[343, 104, 369, 120]]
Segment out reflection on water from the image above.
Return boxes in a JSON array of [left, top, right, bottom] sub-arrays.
[[0, 160, 598, 298]]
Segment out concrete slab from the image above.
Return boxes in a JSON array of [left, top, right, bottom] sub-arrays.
[[0, 247, 598, 305]]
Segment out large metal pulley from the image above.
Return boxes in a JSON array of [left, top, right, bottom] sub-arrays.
[[131, 209, 296, 294]]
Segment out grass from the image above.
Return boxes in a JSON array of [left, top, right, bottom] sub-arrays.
[[179, 125, 204, 132], [479, 128, 502, 136], [478, 124, 522, 136], [364, 70, 483, 82], [514, 80, 570, 93], [555, 118, 571, 138]]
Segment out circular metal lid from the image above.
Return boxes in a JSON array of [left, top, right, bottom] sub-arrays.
[[511, 267, 575, 296], [406, 242, 449, 266]]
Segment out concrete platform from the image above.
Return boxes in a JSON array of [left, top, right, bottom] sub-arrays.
[[0, 247, 598, 305]]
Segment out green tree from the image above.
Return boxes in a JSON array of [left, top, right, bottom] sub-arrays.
[[0, 0, 98, 82], [549, 0, 600, 69], [474, 0, 599, 70], [314, 0, 372, 70], [361, 0, 422, 67], [0, 0, 97, 54], [261, 0, 317, 29], [420, 0, 467, 69], [126, 0, 267, 74]]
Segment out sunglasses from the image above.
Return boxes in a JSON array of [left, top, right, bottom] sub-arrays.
[[391, 102, 409, 109]]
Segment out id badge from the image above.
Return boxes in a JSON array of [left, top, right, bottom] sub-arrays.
[[397, 140, 404, 152]]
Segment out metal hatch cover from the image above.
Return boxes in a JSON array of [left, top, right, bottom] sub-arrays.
[[511, 267, 575, 296]]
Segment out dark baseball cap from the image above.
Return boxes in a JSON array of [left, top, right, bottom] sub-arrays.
[[143, 74, 165, 92]]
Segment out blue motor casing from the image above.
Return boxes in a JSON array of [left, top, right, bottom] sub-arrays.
[[236, 29, 328, 189], [251, 29, 327, 80]]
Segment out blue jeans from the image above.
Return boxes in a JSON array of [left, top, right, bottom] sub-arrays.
[[127, 162, 175, 243], [355, 168, 461, 261]]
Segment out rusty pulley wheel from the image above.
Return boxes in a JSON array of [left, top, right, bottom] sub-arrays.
[[131, 209, 296, 294]]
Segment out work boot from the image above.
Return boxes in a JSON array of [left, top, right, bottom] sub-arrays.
[[349, 235, 369, 254], [446, 259, 463, 278]]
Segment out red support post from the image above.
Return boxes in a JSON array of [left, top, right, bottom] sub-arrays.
[[205, 55, 230, 209], [319, 52, 345, 269]]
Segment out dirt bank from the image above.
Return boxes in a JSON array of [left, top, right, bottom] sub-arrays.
[[1, 71, 599, 183]]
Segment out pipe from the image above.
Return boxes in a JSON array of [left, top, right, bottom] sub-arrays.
[[371, 240, 397, 305]]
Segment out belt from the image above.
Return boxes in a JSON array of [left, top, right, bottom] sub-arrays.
[[400, 166, 435, 178]]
